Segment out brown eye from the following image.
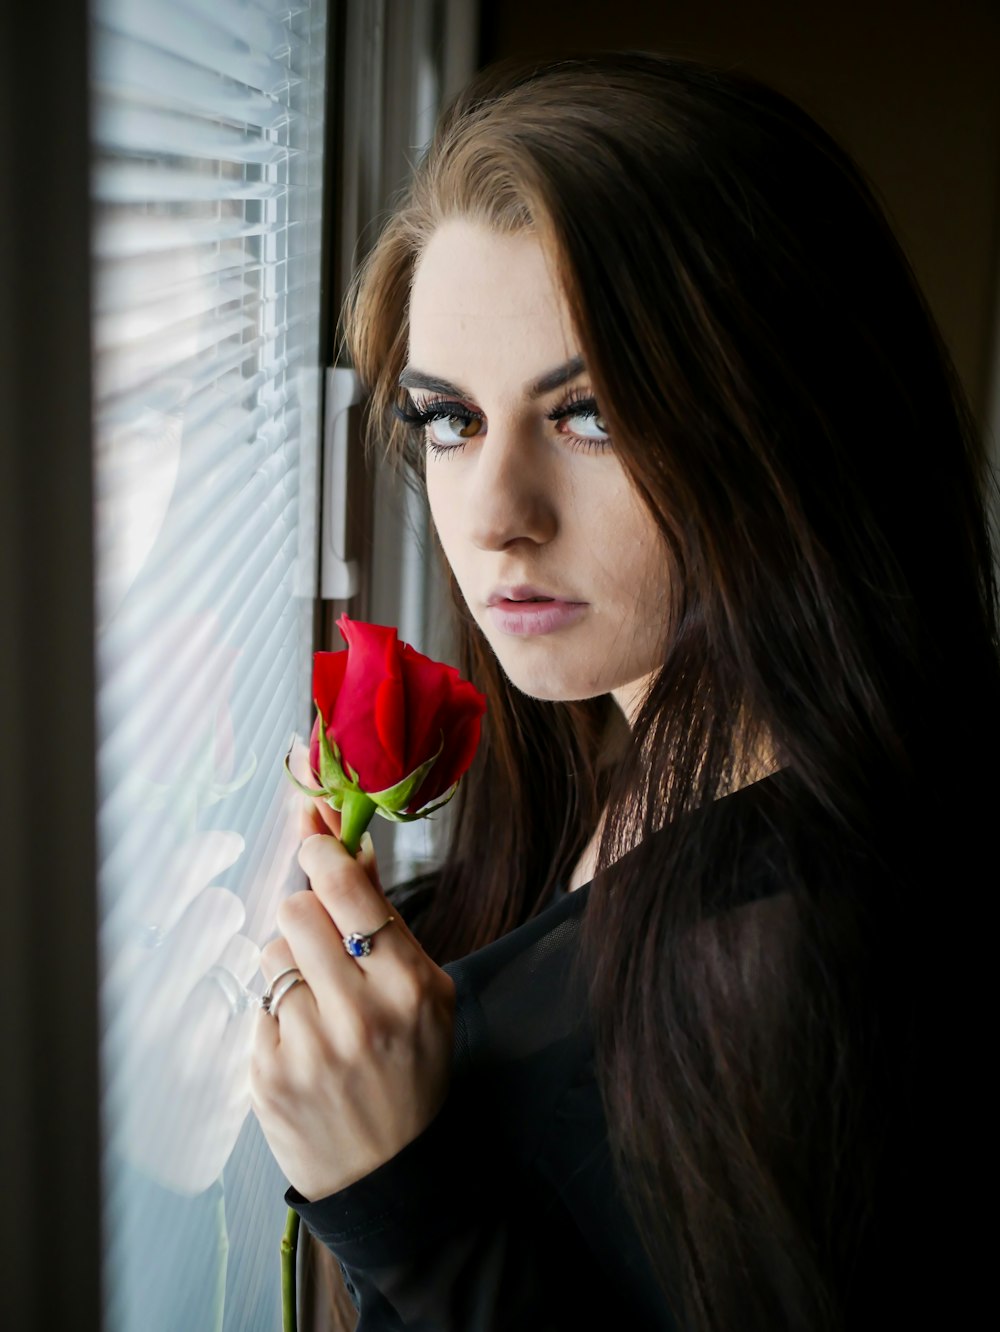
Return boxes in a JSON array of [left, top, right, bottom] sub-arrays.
[[455, 416, 483, 439], [392, 397, 486, 454], [427, 411, 483, 447]]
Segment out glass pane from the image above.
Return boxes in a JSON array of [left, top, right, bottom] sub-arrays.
[[90, 1, 328, 1328]]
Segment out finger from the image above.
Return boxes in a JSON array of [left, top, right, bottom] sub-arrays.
[[312, 797, 342, 838], [297, 796, 341, 842], [355, 833, 414, 946], [259, 934, 300, 986], [295, 834, 417, 971], [290, 733, 342, 840], [273, 888, 368, 1016], [256, 934, 318, 1038], [252, 994, 282, 1060], [288, 733, 313, 785]]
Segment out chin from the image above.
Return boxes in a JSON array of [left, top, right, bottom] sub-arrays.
[[498, 662, 608, 705]]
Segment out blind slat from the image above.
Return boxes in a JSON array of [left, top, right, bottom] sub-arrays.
[[100, 529, 302, 786], [93, 298, 316, 399], [92, 0, 328, 1317], [93, 164, 292, 204], [93, 313, 257, 399], [98, 0, 299, 96], [94, 214, 295, 257], [98, 336, 265, 422], [93, 30, 297, 129], [93, 277, 255, 349], [99, 646, 302, 958], [93, 103, 299, 166], [99, 475, 298, 699], [174, 0, 305, 58], [97, 520, 300, 858], [96, 250, 319, 314]]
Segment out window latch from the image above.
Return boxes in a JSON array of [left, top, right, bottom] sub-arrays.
[[320, 365, 363, 599]]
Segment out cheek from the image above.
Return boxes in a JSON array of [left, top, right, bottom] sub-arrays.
[[426, 479, 464, 569], [594, 490, 663, 577], [608, 506, 672, 625]]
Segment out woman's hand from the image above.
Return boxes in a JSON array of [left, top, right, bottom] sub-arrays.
[[249, 818, 456, 1203]]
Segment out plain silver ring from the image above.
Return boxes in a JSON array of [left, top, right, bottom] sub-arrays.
[[267, 974, 308, 1019], [261, 965, 303, 1010]]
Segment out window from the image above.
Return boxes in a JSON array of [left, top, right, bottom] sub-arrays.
[[91, 1, 329, 1325], [86, 1, 477, 1328]]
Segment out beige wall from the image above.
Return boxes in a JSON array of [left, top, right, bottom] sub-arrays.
[[480, 1, 1000, 441]]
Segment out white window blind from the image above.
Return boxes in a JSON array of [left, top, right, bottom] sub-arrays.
[[89, 1, 328, 1328]]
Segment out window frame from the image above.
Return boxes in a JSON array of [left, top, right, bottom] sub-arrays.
[[0, 3, 479, 1328], [0, 4, 102, 1328]]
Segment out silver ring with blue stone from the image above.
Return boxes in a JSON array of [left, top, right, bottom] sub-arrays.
[[342, 915, 395, 959]]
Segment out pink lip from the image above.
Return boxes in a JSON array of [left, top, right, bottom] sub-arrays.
[[488, 583, 571, 604], [488, 599, 588, 636]]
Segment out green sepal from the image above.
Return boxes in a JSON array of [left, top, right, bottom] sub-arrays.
[[371, 779, 459, 822], [285, 718, 461, 825], [282, 737, 346, 806], [283, 745, 330, 793], [316, 704, 352, 793], [367, 730, 445, 813]]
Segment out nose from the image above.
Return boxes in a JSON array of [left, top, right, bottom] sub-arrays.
[[464, 425, 559, 552]]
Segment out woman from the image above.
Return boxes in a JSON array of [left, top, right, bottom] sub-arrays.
[[251, 50, 1000, 1331]]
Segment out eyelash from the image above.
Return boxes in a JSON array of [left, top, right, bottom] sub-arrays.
[[391, 387, 612, 459]]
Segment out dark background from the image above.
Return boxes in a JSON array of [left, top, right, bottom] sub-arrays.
[[479, 0, 1000, 439], [2, 3, 997, 1328]]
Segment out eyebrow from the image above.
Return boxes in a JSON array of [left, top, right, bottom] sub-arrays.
[[397, 354, 586, 401]]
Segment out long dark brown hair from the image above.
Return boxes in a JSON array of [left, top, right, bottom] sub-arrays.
[[329, 50, 1000, 1331]]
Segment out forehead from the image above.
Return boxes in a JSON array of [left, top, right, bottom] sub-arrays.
[[408, 219, 578, 371]]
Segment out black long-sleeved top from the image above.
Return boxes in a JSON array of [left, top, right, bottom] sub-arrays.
[[284, 770, 823, 1330]]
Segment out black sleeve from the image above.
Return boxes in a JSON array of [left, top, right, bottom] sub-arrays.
[[284, 878, 596, 1331], [283, 772, 818, 1331], [285, 1077, 547, 1329]]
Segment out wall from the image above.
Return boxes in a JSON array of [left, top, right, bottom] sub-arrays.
[[479, 0, 1000, 446]]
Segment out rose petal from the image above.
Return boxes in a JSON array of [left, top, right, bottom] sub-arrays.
[[399, 643, 453, 771], [374, 674, 405, 772], [312, 651, 349, 740], [331, 617, 406, 790], [407, 699, 485, 810]]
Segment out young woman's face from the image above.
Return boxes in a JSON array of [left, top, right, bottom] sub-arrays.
[[405, 217, 670, 722]]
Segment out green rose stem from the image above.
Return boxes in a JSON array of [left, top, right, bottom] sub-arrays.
[[281, 1208, 301, 1332], [279, 714, 457, 1332], [336, 787, 378, 858], [281, 786, 375, 1332]]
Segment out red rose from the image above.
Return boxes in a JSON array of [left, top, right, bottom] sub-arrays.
[[307, 614, 486, 816]]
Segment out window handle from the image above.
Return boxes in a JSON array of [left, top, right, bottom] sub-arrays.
[[321, 365, 363, 599]]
